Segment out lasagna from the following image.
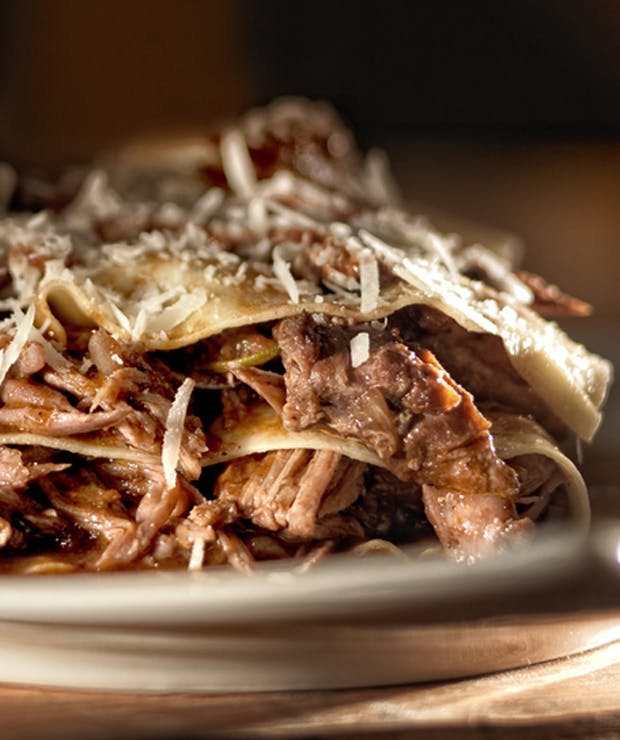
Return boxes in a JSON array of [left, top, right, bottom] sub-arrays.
[[0, 98, 612, 573]]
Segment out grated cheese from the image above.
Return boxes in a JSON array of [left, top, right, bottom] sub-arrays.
[[266, 199, 321, 230], [28, 322, 68, 370], [188, 536, 206, 571], [358, 228, 405, 267], [220, 128, 257, 200], [62, 170, 122, 231], [8, 253, 41, 306], [0, 304, 36, 388], [108, 301, 133, 335], [359, 252, 380, 313], [143, 290, 208, 336], [189, 187, 224, 223], [247, 196, 268, 235], [162, 377, 195, 490], [330, 222, 352, 239], [350, 332, 370, 368], [130, 308, 148, 341], [272, 245, 300, 303], [457, 244, 534, 304]]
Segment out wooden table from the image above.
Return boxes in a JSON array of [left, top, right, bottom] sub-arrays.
[[1, 636, 619, 739]]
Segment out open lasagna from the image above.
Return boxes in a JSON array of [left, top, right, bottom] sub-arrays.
[[0, 99, 612, 573]]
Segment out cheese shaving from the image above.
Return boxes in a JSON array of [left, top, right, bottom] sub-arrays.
[[143, 290, 208, 336], [188, 536, 206, 571], [457, 244, 534, 304], [162, 377, 196, 490], [350, 331, 370, 368], [220, 128, 257, 200], [0, 304, 36, 388], [189, 187, 224, 223], [272, 245, 300, 303], [28, 322, 68, 370], [359, 253, 380, 313]]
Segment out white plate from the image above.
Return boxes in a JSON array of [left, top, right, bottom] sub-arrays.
[[0, 522, 618, 692], [1, 611, 619, 693]]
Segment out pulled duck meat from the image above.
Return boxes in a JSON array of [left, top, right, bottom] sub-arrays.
[[0, 327, 212, 572], [0, 328, 206, 480], [274, 313, 518, 492], [214, 449, 367, 540], [273, 313, 532, 559], [0, 315, 550, 570], [395, 305, 566, 438]]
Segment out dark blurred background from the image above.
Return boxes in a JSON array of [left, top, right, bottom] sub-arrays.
[[3, 1, 620, 154], [0, 0, 618, 465]]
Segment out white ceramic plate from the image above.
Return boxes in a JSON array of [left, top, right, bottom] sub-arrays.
[[0, 522, 618, 692], [0, 523, 607, 627], [1, 611, 619, 693]]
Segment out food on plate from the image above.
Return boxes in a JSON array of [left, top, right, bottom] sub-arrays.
[[0, 98, 612, 573]]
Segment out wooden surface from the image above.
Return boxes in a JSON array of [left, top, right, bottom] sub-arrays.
[[0, 637, 619, 739]]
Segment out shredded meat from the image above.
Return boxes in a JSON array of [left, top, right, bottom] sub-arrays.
[[1, 99, 590, 574], [273, 313, 530, 558], [38, 471, 139, 569], [210, 449, 432, 554], [514, 270, 592, 317], [422, 485, 533, 562], [230, 366, 286, 414], [99, 461, 192, 569], [0, 402, 130, 436], [13, 342, 46, 377], [275, 314, 518, 493], [2, 378, 76, 411], [0, 455, 203, 571], [0, 329, 207, 480], [400, 305, 566, 437], [215, 449, 367, 540], [0, 446, 80, 562], [0, 446, 68, 504]]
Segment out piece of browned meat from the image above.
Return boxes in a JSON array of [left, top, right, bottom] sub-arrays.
[[422, 485, 533, 562], [399, 305, 566, 438], [215, 449, 367, 541], [274, 313, 526, 559], [274, 314, 518, 492], [514, 270, 592, 317]]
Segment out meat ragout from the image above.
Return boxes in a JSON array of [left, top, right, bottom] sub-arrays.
[[0, 98, 607, 573], [0, 311, 552, 571]]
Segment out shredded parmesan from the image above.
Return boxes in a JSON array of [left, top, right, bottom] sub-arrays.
[[28, 322, 68, 370], [0, 304, 36, 388], [350, 332, 370, 368], [358, 227, 405, 267], [248, 196, 268, 234], [457, 244, 534, 304], [220, 128, 256, 200], [359, 252, 380, 313], [63, 170, 122, 231], [190, 187, 224, 223], [272, 245, 300, 303], [162, 377, 195, 489], [188, 536, 206, 571], [266, 199, 321, 229], [108, 301, 133, 335]]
